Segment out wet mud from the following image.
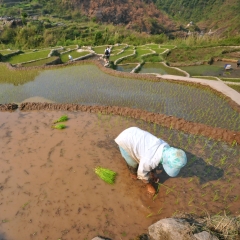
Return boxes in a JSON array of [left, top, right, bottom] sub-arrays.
[[1, 102, 239, 145], [0, 110, 239, 240]]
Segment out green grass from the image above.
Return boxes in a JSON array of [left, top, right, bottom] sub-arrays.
[[220, 78, 240, 82], [227, 84, 240, 93], [0, 63, 39, 85], [110, 45, 126, 55], [139, 62, 187, 76], [118, 55, 139, 64], [153, 48, 168, 54], [110, 49, 135, 62], [5, 50, 51, 64], [60, 50, 90, 63], [166, 46, 238, 64], [145, 44, 160, 49], [0, 50, 17, 55], [64, 45, 78, 50], [179, 65, 223, 77], [160, 45, 176, 49], [136, 48, 153, 56], [193, 76, 219, 80], [92, 46, 108, 54], [21, 57, 59, 67]]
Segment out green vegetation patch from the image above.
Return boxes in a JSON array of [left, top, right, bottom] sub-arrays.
[[95, 166, 116, 184], [110, 49, 135, 62], [136, 48, 153, 56], [145, 44, 160, 49], [64, 45, 78, 50], [139, 62, 187, 76], [166, 46, 235, 64], [52, 124, 66, 129], [193, 76, 219, 81], [160, 45, 175, 49], [220, 78, 240, 83], [153, 48, 167, 54], [0, 63, 39, 85], [22, 57, 59, 67], [54, 115, 68, 123], [60, 50, 90, 63], [179, 65, 223, 77], [227, 84, 240, 93], [5, 50, 51, 64], [92, 46, 108, 55], [0, 50, 17, 55]]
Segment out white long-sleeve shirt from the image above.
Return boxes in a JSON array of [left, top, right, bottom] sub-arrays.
[[115, 127, 169, 181]]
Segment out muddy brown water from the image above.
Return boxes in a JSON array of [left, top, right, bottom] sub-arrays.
[[0, 110, 239, 240]]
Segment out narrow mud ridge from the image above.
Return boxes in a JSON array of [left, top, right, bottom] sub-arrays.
[[2, 102, 238, 145], [0, 103, 18, 111]]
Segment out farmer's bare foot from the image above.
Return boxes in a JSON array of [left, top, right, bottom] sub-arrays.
[[146, 184, 156, 195]]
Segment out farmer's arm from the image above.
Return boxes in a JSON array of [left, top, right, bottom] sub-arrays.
[[137, 159, 152, 183]]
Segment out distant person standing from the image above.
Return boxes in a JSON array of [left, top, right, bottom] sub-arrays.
[[68, 54, 73, 62], [104, 46, 110, 63]]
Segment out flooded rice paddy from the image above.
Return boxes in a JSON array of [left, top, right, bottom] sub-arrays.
[[138, 62, 186, 76], [179, 61, 240, 78], [115, 64, 138, 72], [0, 64, 240, 131], [0, 110, 239, 239]]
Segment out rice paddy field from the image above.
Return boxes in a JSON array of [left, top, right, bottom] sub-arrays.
[[0, 109, 239, 240], [179, 61, 240, 78], [1, 64, 239, 131], [0, 54, 240, 239], [138, 62, 187, 76]]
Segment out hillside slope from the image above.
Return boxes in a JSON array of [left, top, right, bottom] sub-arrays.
[[61, 0, 177, 34], [0, 0, 177, 34], [154, 0, 240, 36]]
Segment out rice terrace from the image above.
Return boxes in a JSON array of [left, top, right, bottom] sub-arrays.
[[0, 43, 240, 240]]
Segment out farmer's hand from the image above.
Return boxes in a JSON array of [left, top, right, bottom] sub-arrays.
[[149, 172, 159, 183], [146, 183, 156, 195], [141, 179, 149, 184]]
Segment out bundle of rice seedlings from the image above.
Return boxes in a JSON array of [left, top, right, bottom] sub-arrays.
[[95, 166, 116, 184], [54, 115, 68, 124], [52, 124, 66, 130]]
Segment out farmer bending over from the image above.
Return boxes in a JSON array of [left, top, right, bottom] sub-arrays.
[[115, 127, 187, 195]]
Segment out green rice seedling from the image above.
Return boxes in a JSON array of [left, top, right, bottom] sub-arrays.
[[188, 177, 193, 183], [212, 191, 220, 202], [94, 166, 116, 184], [201, 183, 210, 189], [231, 140, 237, 147], [188, 196, 194, 206], [146, 213, 153, 218], [201, 192, 207, 197], [158, 207, 163, 214], [234, 195, 239, 202], [52, 124, 66, 130], [54, 115, 68, 123]]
